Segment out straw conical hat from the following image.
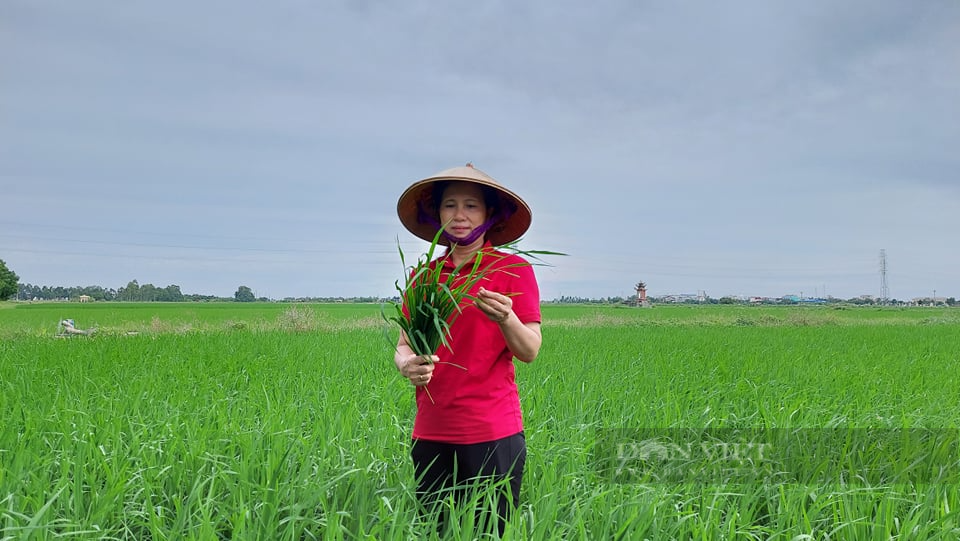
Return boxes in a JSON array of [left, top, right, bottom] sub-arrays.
[[397, 163, 532, 246]]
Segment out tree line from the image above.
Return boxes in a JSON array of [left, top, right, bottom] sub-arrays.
[[0, 259, 267, 302], [15, 280, 222, 302]]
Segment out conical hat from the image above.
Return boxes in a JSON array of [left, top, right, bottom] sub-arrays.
[[397, 164, 532, 246]]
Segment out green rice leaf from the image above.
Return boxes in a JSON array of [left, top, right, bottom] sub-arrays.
[[383, 221, 564, 359]]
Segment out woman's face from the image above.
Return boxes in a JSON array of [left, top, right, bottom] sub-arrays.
[[438, 181, 490, 241]]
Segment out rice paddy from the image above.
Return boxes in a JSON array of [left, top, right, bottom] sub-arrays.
[[1, 303, 958, 539]]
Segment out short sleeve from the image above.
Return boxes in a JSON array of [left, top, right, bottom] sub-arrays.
[[502, 256, 541, 324]]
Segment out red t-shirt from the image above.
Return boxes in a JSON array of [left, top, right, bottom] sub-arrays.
[[407, 243, 541, 444]]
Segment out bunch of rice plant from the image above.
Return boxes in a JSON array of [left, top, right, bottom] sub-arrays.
[[383, 225, 563, 402]]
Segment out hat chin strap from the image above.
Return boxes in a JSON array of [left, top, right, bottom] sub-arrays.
[[416, 202, 514, 246]]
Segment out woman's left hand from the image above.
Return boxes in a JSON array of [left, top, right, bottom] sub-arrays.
[[476, 287, 513, 324]]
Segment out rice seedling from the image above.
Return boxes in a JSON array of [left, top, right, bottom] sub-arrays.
[[381, 225, 564, 402]]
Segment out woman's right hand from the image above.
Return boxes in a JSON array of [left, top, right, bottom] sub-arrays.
[[400, 354, 438, 387]]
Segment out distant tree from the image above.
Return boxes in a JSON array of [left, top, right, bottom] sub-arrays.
[[161, 285, 184, 302], [119, 280, 140, 301], [235, 286, 256, 302], [140, 283, 158, 301], [0, 259, 20, 300]]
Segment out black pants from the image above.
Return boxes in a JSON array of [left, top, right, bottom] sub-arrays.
[[411, 432, 526, 535]]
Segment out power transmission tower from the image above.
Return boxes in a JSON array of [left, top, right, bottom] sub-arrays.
[[879, 249, 889, 304]]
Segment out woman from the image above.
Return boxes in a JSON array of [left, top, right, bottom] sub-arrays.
[[394, 164, 542, 533]]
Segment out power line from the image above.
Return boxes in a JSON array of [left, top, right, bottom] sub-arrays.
[[0, 246, 402, 266], [0, 220, 400, 247], [0, 233, 397, 255]]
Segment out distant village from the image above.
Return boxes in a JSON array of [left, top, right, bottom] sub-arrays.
[[549, 293, 954, 307], [647, 293, 954, 307], [554, 281, 956, 307]]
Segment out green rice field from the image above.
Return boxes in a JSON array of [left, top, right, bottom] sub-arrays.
[[2, 302, 959, 539]]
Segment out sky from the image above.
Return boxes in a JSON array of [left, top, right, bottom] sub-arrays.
[[2, 0, 958, 301]]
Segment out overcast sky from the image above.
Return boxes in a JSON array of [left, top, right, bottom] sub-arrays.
[[2, 1, 957, 301]]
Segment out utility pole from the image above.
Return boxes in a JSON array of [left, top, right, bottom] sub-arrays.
[[879, 249, 889, 304]]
